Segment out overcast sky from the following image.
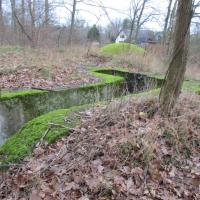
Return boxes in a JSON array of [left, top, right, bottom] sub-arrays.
[[56, 0, 169, 31]]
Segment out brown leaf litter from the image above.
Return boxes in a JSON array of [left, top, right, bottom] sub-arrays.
[[0, 94, 200, 199]]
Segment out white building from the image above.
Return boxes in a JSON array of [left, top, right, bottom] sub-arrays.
[[115, 31, 128, 43]]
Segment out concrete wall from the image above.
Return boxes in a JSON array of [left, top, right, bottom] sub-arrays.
[[0, 70, 161, 145]]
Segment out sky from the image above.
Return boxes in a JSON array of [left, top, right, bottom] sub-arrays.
[[56, 0, 169, 31]]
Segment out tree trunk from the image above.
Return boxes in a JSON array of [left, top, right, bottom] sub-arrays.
[[128, 20, 135, 43], [162, 0, 173, 45], [159, 0, 193, 115], [68, 0, 77, 46], [0, 0, 4, 45], [0, 0, 3, 26], [10, 0, 17, 32], [135, 0, 147, 42], [28, 0, 36, 47], [167, 0, 178, 54], [21, 0, 25, 26], [45, 0, 49, 26], [128, 11, 137, 43]]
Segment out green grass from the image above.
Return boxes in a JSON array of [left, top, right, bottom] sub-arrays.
[[0, 89, 48, 101], [183, 80, 200, 92], [100, 43, 145, 56], [0, 105, 90, 164], [0, 45, 23, 55]]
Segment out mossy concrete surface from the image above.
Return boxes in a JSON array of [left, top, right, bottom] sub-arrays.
[[0, 105, 90, 164], [0, 69, 126, 145], [0, 68, 199, 165], [0, 89, 48, 101]]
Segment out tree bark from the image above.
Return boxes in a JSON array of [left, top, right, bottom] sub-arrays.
[[68, 0, 77, 46], [21, 0, 25, 26], [128, 18, 135, 43], [28, 0, 36, 47], [0, 0, 3, 26], [45, 0, 49, 26], [0, 0, 3, 45], [135, 0, 147, 42], [162, 0, 173, 45], [128, 0, 139, 43], [167, 0, 178, 54], [10, 0, 17, 32], [159, 0, 193, 115]]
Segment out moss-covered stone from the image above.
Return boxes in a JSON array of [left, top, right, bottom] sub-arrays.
[[1, 68, 199, 165], [0, 105, 90, 164], [0, 89, 48, 102]]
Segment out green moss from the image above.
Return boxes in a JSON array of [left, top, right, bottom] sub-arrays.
[[0, 89, 48, 101], [182, 80, 200, 92], [195, 88, 200, 94], [0, 105, 90, 164], [100, 43, 145, 55]]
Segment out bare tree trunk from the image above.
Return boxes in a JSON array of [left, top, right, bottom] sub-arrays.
[[159, 0, 193, 115], [21, 0, 25, 26], [28, 0, 36, 47], [167, 0, 178, 54], [162, 0, 173, 45], [20, 0, 26, 45], [0, 0, 4, 45], [135, 0, 147, 42], [0, 0, 3, 26], [68, 0, 77, 46], [128, 9, 137, 43], [45, 0, 49, 26], [128, 19, 135, 43], [10, 0, 17, 32], [0, 0, 2, 94]]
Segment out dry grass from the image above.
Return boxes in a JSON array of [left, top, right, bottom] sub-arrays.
[[0, 45, 101, 89], [98, 44, 200, 81], [0, 43, 199, 90]]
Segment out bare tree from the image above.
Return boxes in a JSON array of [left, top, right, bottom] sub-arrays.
[[28, 0, 36, 47], [127, 0, 141, 42], [167, 0, 178, 54], [21, 0, 25, 26], [162, 0, 173, 45], [45, 0, 49, 26], [0, 0, 4, 44], [68, 0, 77, 45], [134, 0, 148, 41], [10, 0, 17, 32], [159, 0, 193, 114], [0, 0, 3, 26]]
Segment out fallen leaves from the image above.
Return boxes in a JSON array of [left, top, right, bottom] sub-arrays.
[[0, 49, 100, 90], [0, 95, 200, 199]]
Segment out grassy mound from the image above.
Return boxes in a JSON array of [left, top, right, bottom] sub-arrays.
[[100, 42, 145, 55]]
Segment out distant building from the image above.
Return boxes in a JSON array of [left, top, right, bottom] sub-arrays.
[[115, 29, 162, 44], [115, 31, 128, 43], [137, 30, 155, 44]]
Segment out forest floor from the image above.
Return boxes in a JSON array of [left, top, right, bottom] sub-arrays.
[[0, 46, 108, 90], [0, 45, 200, 199], [0, 94, 200, 199], [0, 45, 199, 90]]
